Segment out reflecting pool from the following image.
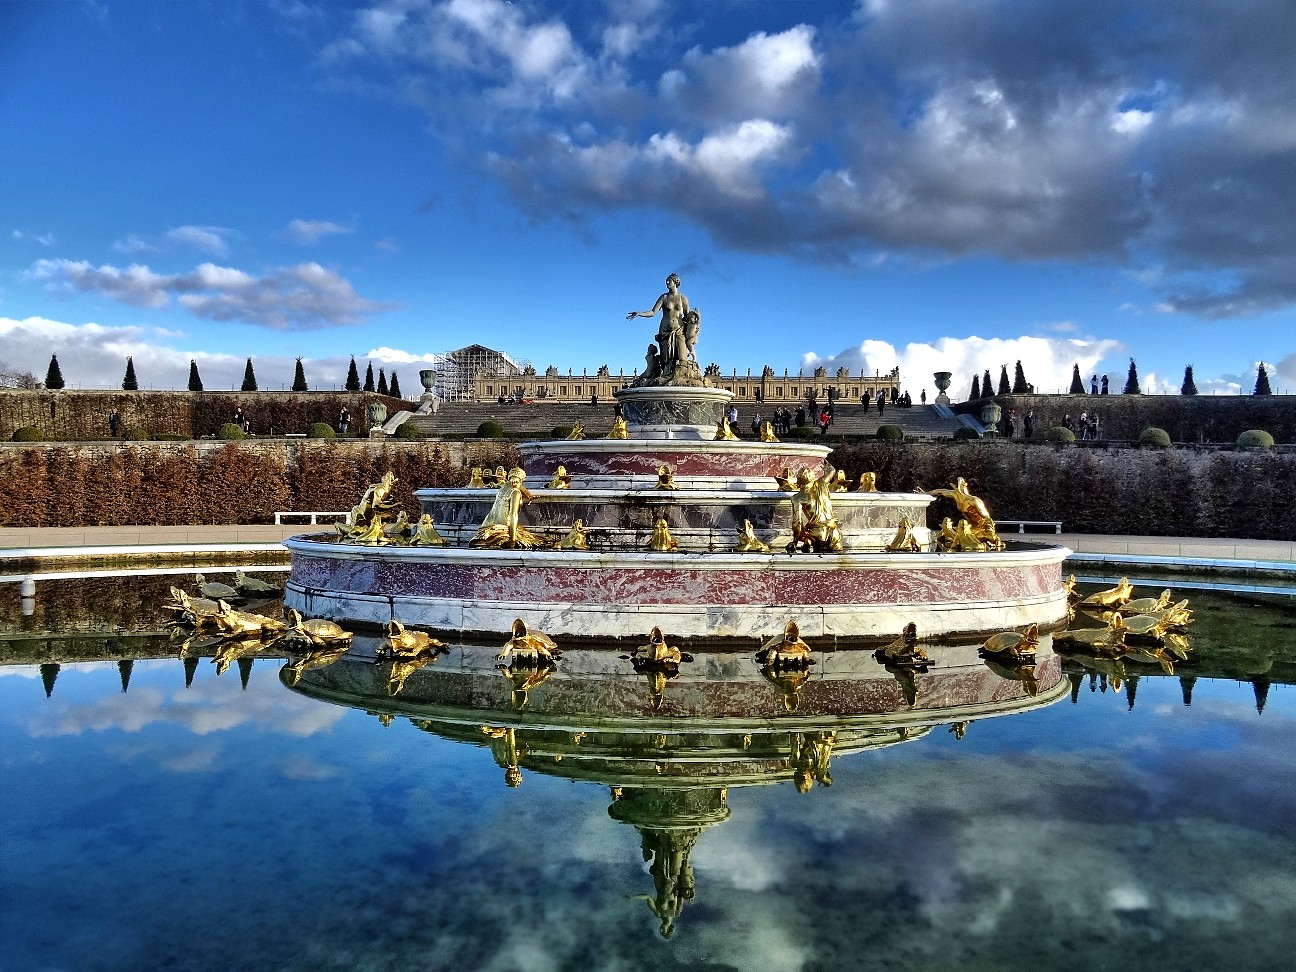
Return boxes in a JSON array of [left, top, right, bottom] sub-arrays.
[[3, 571, 1296, 971]]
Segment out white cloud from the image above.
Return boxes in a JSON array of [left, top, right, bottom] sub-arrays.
[[11, 229, 55, 246], [111, 233, 158, 255], [28, 258, 394, 330], [286, 219, 353, 244], [0, 315, 377, 390], [802, 333, 1123, 398], [165, 225, 234, 257], [666, 26, 821, 124]]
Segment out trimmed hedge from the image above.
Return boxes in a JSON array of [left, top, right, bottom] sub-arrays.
[[1046, 426, 1076, 443], [876, 424, 904, 442], [392, 422, 424, 439], [218, 423, 246, 440], [1237, 429, 1274, 449], [308, 422, 336, 439], [476, 420, 505, 439], [1139, 427, 1172, 448], [12, 426, 42, 442], [951, 426, 980, 441]]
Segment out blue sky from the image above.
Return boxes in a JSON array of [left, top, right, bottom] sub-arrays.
[[2, 0, 1294, 397]]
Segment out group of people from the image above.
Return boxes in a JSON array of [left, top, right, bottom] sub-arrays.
[[1003, 408, 1036, 438], [1062, 410, 1102, 439], [752, 406, 801, 435]]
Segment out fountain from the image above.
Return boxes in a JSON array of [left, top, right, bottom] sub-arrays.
[[284, 273, 1070, 641]]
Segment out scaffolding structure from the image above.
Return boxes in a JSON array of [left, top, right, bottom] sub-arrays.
[[428, 345, 527, 401]]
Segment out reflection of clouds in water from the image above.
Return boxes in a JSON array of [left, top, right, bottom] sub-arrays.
[[692, 811, 783, 892], [279, 755, 339, 781], [26, 672, 344, 739], [162, 744, 221, 773], [683, 915, 808, 972], [0, 668, 43, 680]]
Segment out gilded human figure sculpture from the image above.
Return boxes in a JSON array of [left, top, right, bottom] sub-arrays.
[[472, 467, 544, 549], [607, 416, 630, 439], [787, 466, 843, 553], [929, 477, 1004, 551], [627, 273, 705, 386]]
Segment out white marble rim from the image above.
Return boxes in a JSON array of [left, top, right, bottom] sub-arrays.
[[414, 487, 933, 504], [283, 535, 1072, 570], [611, 386, 735, 400], [516, 439, 832, 456]]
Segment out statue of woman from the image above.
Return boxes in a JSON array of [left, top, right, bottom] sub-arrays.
[[627, 273, 690, 372], [471, 467, 544, 549]]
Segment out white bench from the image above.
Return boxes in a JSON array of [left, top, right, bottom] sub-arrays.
[[997, 519, 1063, 534], [274, 511, 349, 525]]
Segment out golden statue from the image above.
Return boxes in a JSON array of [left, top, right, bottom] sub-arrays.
[[481, 726, 526, 785], [233, 570, 280, 596], [1081, 577, 1133, 607], [409, 513, 446, 546], [874, 622, 929, 666], [283, 608, 352, 647], [333, 471, 402, 541], [565, 422, 585, 440], [163, 586, 222, 628], [655, 464, 677, 489], [1119, 590, 1172, 615], [1054, 613, 1127, 653], [647, 517, 679, 552], [980, 623, 1039, 662], [634, 626, 686, 665], [279, 644, 350, 686], [885, 515, 921, 552], [546, 466, 572, 489], [1153, 599, 1193, 628], [553, 519, 590, 549], [792, 730, 836, 793], [212, 600, 285, 637], [715, 418, 739, 440], [929, 477, 1004, 550], [759, 421, 779, 442], [736, 519, 772, 553], [346, 515, 388, 545], [379, 620, 446, 659], [383, 510, 412, 544], [953, 519, 987, 552], [829, 469, 849, 492], [1063, 574, 1078, 600], [1162, 631, 1192, 661], [498, 657, 557, 710], [467, 467, 486, 487], [787, 466, 843, 553], [498, 618, 559, 665], [471, 467, 544, 549], [194, 573, 238, 600], [487, 465, 507, 487], [935, 517, 959, 552], [607, 417, 630, 439], [774, 467, 795, 491], [756, 619, 813, 668], [855, 472, 878, 492]]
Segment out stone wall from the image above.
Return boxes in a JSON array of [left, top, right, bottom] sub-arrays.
[[958, 393, 1296, 443], [0, 390, 407, 441]]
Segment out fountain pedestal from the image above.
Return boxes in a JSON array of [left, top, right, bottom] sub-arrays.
[[614, 386, 732, 440]]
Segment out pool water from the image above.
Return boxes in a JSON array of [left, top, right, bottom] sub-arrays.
[[3, 573, 1296, 971]]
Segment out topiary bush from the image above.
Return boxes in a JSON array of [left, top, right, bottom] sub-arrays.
[[308, 422, 336, 439], [876, 424, 904, 442], [1046, 426, 1076, 443], [11, 426, 42, 442], [393, 421, 424, 439], [952, 426, 980, 441], [476, 420, 505, 439], [122, 427, 148, 441], [1139, 426, 1172, 448], [218, 423, 246, 440], [1237, 429, 1275, 449]]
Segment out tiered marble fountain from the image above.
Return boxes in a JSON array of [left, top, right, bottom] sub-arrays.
[[284, 274, 1070, 642]]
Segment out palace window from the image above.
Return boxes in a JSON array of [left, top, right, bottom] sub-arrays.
[[574, 385, 582, 396]]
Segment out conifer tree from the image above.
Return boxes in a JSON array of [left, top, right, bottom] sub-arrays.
[[292, 358, 308, 392], [363, 361, 375, 392], [345, 356, 361, 392], [1181, 365, 1197, 396], [44, 354, 65, 389], [118, 659, 133, 693], [41, 663, 59, 698], [982, 369, 993, 397], [377, 368, 389, 396], [188, 359, 203, 392], [1069, 363, 1084, 394], [1123, 358, 1141, 394], [970, 374, 981, 400], [122, 356, 139, 391], [1012, 360, 1028, 394], [389, 371, 402, 398], [1255, 363, 1272, 395], [241, 358, 258, 392], [997, 365, 1010, 396]]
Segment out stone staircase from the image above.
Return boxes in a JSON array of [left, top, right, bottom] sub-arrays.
[[407, 401, 964, 440]]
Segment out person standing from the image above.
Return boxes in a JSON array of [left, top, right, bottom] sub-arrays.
[[796, 404, 806, 428], [338, 406, 350, 434], [1090, 374, 1098, 395], [108, 409, 121, 438], [1024, 410, 1035, 438], [751, 412, 762, 436], [819, 408, 830, 435], [920, 389, 927, 405], [1100, 375, 1109, 395], [1006, 408, 1017, 438], [876, 390, 886, 416]]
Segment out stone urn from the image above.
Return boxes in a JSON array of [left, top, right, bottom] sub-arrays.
[[933, 371, 953, 405], [980, 402, 1002, 437], [419, 369, 437, 395], [367, 401, 388, 425]]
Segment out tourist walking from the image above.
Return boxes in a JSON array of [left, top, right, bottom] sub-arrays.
[[876, 391, 886, 416], [819, 408, 830, 435]]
